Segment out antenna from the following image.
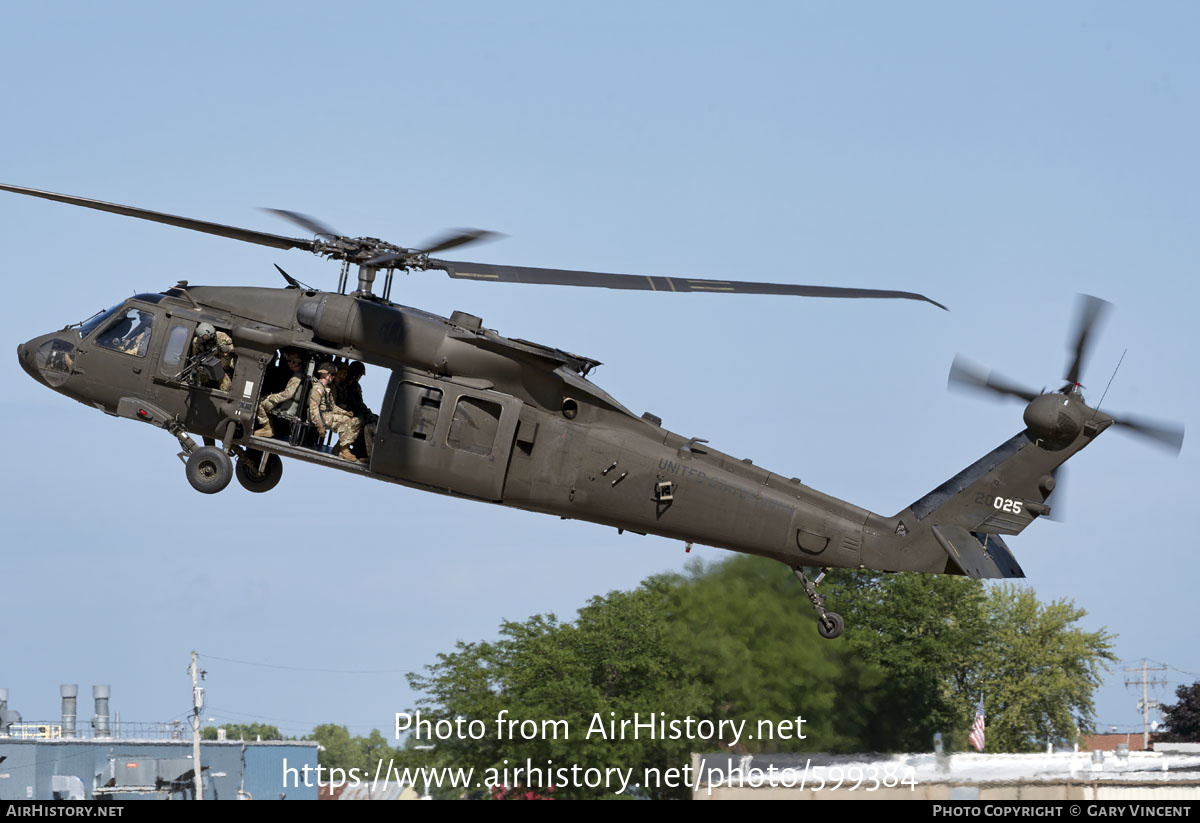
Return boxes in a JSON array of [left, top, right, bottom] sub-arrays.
[[1092, 348, 1127, 418]]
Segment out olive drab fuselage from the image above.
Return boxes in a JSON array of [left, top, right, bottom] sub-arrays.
[[16, 282, 1116, 579], [10, 183, 1179, 641]]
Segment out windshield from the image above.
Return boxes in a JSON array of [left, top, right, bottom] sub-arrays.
[[77, 304, 122, 340]]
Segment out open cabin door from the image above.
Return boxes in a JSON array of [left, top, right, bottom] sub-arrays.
[[373, 371, 522, 501]]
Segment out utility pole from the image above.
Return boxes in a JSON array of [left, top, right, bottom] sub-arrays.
[[1124, 659, 1167, 749], [190, 651, 206, 800]]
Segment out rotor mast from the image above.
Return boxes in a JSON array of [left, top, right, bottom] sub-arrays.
[[356, 264, 378, 297]]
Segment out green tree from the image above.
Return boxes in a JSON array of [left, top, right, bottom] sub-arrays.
[[828, 570, 990, 749], [660, 557, 901, 753], [828, 571, 1115, 752], [200, 722, 281, 741], [307, 723, 399, 773], [407, 554, 1117, 802], [969, 585, 1114, 751], [1155, 681, 1200, 743], [409, 584, 709, 799]]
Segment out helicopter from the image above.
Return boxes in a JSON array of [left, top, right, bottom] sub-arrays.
[[7, 183, 1184, 639]]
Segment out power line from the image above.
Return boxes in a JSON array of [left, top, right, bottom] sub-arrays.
[[199, 652, 408, 675]]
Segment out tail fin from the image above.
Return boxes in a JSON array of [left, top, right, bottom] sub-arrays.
[[891, 430, 1096, 578]]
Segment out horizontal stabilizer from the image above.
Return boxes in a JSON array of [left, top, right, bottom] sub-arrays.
[[932, 525, 1026, 579]]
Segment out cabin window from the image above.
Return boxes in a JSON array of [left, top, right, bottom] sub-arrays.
[[389, 382, 443, 440], [161, 324, 190, 373], [95, 309, 154, 357], [447, 397, 502, 456]]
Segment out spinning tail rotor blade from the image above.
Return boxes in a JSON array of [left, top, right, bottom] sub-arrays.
[[947, 355, 1041, 402], [1107, 412, 1185, 454], [1064, 294, 1111, 388], [1045, 465, 1067, 522]]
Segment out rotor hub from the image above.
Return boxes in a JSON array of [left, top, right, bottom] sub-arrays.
[[1023, 393, 1083, 445]]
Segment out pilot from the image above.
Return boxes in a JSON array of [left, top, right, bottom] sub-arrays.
[[118, 314, 153, 356], [191, 322, 236, 392], [254, 350, 306, 438], [308, 361, 363, 463], [337, 361, 377, 460], [98, 316, 134, 350]]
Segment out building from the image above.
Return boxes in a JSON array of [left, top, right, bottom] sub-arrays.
[[0, 685, 318, 800], [690, 750, 1200, 800]]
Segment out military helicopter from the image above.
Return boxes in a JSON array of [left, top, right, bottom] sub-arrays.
[[7, 183, 1183, 639]]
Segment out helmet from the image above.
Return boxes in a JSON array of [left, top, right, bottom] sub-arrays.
[[348, 361, 365, 378], [196, 322, 215, 342], [316, 361, 336, 376]]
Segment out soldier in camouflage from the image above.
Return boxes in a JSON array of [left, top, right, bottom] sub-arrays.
[[309, 361, 364, 463], [191, 322, 236, 392], [254, 349, 306, 438], [334, 361, 377, 460]]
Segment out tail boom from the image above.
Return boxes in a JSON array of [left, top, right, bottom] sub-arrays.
[[859, 417, 1112, 578]]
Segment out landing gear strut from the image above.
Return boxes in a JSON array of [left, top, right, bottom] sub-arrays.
[[793, 567, 844, 640]]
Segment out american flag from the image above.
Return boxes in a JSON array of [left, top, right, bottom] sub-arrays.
[[969, 696, 986, 752]]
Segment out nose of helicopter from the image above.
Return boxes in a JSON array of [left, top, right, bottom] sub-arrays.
[[17, 340, 42, 384], [18, 334, 76, 389]]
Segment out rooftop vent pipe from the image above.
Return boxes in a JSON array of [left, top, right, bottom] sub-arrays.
[[61, 684, 78, 737], [92, 685, 111, 738]]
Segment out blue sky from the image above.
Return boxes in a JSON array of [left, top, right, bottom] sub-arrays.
[[1, 2, 1196, 743]]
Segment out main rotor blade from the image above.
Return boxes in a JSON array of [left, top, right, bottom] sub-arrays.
[[1064, 294, 1111, 387], [426, 259, 947, 308], [947, 355, 1041, 402], [0, 183, 316, 253], [1108, 412, 1185, 454], [417, 228, 503, 255], [260, 208, 341, 239]]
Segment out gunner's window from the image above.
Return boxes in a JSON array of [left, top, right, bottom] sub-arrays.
[[95, 309, 154, 357], [161, 324, 190, 372]]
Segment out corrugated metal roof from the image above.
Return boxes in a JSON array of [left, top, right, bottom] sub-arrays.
[[321, 780, 421, 800], [694, 750, 1200, 787]]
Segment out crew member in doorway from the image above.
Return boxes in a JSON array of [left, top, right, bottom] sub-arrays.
[[254, 350, 305, 438], [309, 362, 363, 463], [191, 323, 236, 392]]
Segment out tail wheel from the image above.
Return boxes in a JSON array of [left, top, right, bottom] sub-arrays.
[[236, 451, 283, 493], [817, 612, 844, 640], [186, 446, 233, 494]]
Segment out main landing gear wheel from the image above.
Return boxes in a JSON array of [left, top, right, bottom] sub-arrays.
[[186, 445, 233, 494], [236, 451, 283, 493], [793, 566, 845, 640], [817, 612, 845, 640]]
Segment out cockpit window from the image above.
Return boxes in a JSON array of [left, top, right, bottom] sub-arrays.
[[95, 309, 154, 357], [78, 304, 122, 340]]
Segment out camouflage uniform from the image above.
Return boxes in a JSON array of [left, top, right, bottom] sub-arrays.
[[118, 327, 151, 356], [335, 374, 377, 459], [255, 373, 304, 429], [191, 331, 236, 392], [309, 379, 362, 459]]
